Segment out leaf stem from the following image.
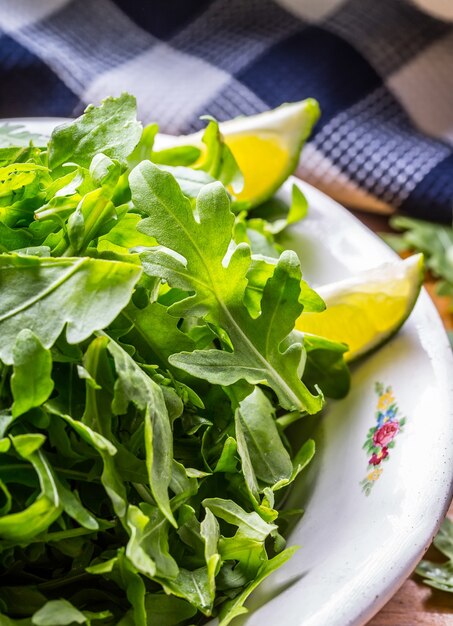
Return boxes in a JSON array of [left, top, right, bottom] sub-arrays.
[[132, 482, 155, 505]]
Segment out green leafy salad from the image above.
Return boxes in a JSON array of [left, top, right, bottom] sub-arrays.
[[0, 95, 350, 625]]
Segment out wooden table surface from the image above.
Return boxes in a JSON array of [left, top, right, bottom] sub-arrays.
[[351, 210, 453, 625]]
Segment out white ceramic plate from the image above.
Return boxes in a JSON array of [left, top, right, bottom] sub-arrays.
[[4, 118, 453, 626]]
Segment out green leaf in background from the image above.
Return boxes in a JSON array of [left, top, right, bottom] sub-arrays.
[[385, 216, 453, 306], [8, 434, 99, 534], [11, 330, 54, 418], [48, 94, 142, 170], [0, 254, 141, 364], [50, 407, 127, 520], [416, 518, 453, 592], [0, 123, 48, 148]]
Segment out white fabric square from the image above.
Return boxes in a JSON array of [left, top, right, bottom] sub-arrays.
[[83, 43, 231, 133], [388, 32, 453, 145], [0, 0, 70, 32]]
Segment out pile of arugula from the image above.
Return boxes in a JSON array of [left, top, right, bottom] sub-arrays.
[[0, 94, 349, 625]]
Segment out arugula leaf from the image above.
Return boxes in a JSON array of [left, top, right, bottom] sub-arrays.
[[128, 123, 158, 166], [218, 547, 298, 626], [131, 163, 322, 414], [203, 498, 277, 542], [0, 164, 48, 199], [106, 337, 176, 527], [198, 117, 243, 194], [122, 301, 196, 370], [160, 166, 216, 200], [170, 249, 323, 413], [98, 213, 157, 253], [152, 146, 201, 167], [87, 551, 147, 626], [125, 503, 178, 578], [0, 254, 141, 364], [48, 94, 142, 170], [302, 333, 350, 399], [0, 434, 65, 543], [11, 330, 54, 418], [31, 600, 86, 625], [250, 183, 308, 235], [235, 388, 293, 494], [200, 508, 221, 605], [0, 222, 34, 251], [144, 595, 197, 626], [163, 567, 212, 615]]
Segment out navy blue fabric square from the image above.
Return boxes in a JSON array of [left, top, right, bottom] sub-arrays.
[[169, 0, 301, 75], [237, 26, 382, 129], [0, 34, 78, 117], [112, 0, 213, 39], [401, 154, 453, 222], [325, 0, 452, 77]]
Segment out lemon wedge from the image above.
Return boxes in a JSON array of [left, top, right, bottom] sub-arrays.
[[218, 99, 320, 206], [154, 99, 320, 208], [296, 254, 424, 362]]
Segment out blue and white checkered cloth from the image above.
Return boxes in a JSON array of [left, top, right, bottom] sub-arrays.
[[1, 0, 452, 221]]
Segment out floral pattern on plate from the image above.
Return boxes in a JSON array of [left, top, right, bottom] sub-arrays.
[[360, 382, 406, 495]]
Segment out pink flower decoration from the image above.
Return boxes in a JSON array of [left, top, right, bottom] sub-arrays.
[[373, 421, 399, 447]]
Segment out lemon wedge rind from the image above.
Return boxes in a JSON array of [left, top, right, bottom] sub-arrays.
[[296, 254, 424, 362]]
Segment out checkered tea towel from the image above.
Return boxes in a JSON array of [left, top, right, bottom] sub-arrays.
[[0, 0, 452, 220]]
